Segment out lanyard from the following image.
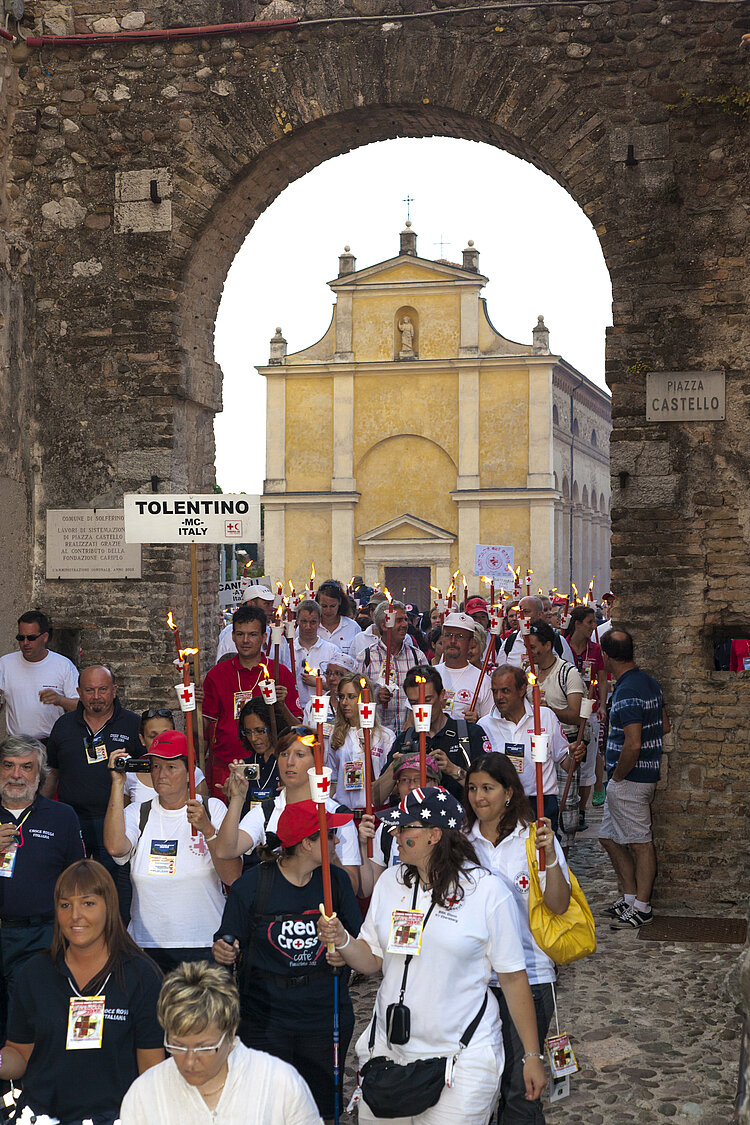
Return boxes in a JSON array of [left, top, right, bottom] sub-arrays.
[[68, 970, 112, 999], [396, 882, 436, 1005], [6, 805, 34, 844], [235, 661, 265, 694]]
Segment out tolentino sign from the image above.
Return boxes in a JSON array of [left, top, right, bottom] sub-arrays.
[[124, 494, 260, 543], [646, 371, 725, 422]]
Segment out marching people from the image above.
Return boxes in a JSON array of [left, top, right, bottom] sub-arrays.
[[294, 598, 343, 709], [119, 961, 322, 1125], [0, 611, 79, 741], [302, 652, 357, 726], [327, 673, 394, 811], [103, 729, 241, 972], [562, 607, 608, 824], [126, 708, 209, 806], [213, 799, 362, 1123], [464, 753, 570, 1125], [356, 600, 428, 734], [213, 728, 361, 892], [502, 597, 575, 669], [317, 785, 546, 1125], [599, 629, 670, 927], [202, 605, 301, 796], [436, 612, 494, 721], [478, 665, 575, 833], [316, 579, 362, 654], [0, 735, 84, 1040], [0, 859, 164, 1124]]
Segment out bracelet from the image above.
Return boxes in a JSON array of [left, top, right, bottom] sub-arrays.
[[545, 856, 559, 869], [204, 832, 218, 843], [523, 1052, 544, 1062], [335, 932, 351, 950]]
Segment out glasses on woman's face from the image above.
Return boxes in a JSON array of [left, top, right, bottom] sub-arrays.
[[243, 725, 269, 739], [164, 1030, 227, 1057]]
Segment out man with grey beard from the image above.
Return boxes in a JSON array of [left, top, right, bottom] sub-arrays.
[[0, 734, 83, 1037]]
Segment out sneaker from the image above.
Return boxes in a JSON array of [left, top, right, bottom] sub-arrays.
[[603, 897, 628, 918], [617, 905, 653, 927], [578, 812, 588, 831], [592, 788, 606, 807]]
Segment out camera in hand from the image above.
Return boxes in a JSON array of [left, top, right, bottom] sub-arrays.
[[385, 1002, 411, 1045], [112, 757, 152, 774], [242, 763, 260, 781]]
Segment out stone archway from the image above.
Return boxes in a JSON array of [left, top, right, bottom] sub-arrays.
[[2, 1, 749, 910]]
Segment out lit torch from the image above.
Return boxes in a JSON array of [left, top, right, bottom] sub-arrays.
[[527, 670, 546, 872], [358, 677, 374, 857], [167, 612, 198, 835], [309, 562, 315, 598], [383, 588, 395, 687]]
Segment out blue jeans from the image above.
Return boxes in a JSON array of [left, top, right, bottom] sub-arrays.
[[493, 982, 555, 1124]]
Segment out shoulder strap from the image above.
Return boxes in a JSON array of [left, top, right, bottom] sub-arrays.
[[381, 828, 394, 865], [240, 861, 276, 980], [459, 993, 489, 1049], [503, 632, 517, 655], [261, 797, 277, 827], [552, 631, 564, 656], [456, 717, 471, 767], [138, 799, 153, 837], [363, 648, 371, 670]]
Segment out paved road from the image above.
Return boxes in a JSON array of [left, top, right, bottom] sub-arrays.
[[342, 805, 742, 1122]]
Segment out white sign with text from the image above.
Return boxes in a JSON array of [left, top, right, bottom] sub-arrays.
[[124, 494, 260, 544]]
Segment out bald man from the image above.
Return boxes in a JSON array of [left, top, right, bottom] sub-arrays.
[[44, 665, 140, 873]]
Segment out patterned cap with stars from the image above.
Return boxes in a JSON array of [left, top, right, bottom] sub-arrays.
[[379, 785, 465, 833]]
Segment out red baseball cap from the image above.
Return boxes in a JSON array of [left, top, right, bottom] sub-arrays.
[[465, 597, 488, 617], [276, 800, 353, 848], [148, 730, 188, 759]]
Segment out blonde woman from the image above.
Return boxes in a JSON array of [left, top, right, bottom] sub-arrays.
[[326, 673, 394, 811]]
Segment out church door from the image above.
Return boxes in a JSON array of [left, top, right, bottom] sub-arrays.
[[384, 567, 431, 615]]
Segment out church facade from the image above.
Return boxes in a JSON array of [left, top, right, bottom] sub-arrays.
[[260, 226, 610, 607]]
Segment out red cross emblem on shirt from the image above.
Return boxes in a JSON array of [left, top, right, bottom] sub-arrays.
[[515, 873, 530, 892], [180, 686, 192, 703], [360, 704, 373, 720], [415, 707, 429, 724], [312, 697, 326, 715]]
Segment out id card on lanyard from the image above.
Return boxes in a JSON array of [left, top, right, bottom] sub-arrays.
[[67, 996, 106, 1050], [505, 742, 525, 774], [0, 807, 32, 878]]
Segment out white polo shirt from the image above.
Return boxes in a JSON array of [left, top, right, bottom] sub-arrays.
[[238, 790, 360, 868], [478, 700, 568, 796], [435, 661, 493, 719], [318, 615, 362, 654], [294, 635, 342, 707], [467, 820, 570, 985], [0, 650, 79, 739]]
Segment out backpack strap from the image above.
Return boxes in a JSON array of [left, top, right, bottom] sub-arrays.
[[261, 797, 277, 828], [552, 631, 564, 657], [455, 717, 471, 769], [138, 794, 210, 839], [239, 860, 277, 990], [363, 648, 371, 670], [503, 631, 517, 656]]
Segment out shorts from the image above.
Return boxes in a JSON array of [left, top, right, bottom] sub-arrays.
[[598, 778, 656, 845], [356, 1032, 502, 1125]]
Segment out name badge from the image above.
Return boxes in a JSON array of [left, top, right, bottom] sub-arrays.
[[148, 839, 178, 875], [67, 996, 105, 1050], [387, 909, 427, 955], [505, 742, 525, 774], [443, 690, 456, 715], [743, 657, 750, 672], [0, 845, 17, 878], [233, 689, 256, 720], [582, 659, 593, 682], [86, 741, 108, 764], [344, 761, 364, 791]]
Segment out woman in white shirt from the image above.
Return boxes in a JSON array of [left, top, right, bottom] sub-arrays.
[[318, 786, 546, 1124], [124, 708, 207, 806], [120, 961, 321, 1125], [327, 673, 394, 811], [316, 580, 362, 654], [464, 753, 570, 1125]]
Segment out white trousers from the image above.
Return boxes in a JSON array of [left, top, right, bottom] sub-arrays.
[[356, 1036, 503, 1125]]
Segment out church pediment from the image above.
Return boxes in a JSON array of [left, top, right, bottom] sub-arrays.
[[329, 254, 487, 291], [358, 513, 456, 543]]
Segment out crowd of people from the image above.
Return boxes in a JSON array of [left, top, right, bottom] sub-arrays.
[[0, 581, 668, 1124]]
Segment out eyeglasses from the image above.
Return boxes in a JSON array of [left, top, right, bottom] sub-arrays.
[[164, 1030, 227, 1057], [141, 708, 173, 722], [16, 633, 43, 643], [393, 824, 430, 834], [242, 726, 269, 738]]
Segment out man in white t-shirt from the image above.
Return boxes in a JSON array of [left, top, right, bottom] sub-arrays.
[[0, 611, 79, 739], [436, 612, 493, 722]]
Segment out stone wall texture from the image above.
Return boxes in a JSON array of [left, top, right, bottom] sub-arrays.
[[2, 0, 749, 928]]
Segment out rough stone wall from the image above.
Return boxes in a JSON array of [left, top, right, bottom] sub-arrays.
[[1, 0, 748, 915]]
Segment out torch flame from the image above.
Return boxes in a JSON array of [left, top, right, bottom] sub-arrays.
[[359, 677, 367, 690], [384, 587, 393, 604], [166, 611, 176, 632], [527, 671, 537, 687], [244, 559, 254, 573], [259, 663, 270, 680], [572, 583, 579, 603], [277, 581, 283, 594], [275, 605, 283, 622], [414, 674, 426, 684], [179, 646, 199, 660], [298, 733, 317, 747], [288, 580, 296, 594], [303, 659, 311, 674], [507, 563, 515, 578], [310, 562, 315, 583]]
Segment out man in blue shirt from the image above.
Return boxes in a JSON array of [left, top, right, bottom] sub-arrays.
[[599, 630, 670, 927]]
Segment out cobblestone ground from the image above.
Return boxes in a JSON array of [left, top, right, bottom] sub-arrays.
[[343, 804, 743, 1123]]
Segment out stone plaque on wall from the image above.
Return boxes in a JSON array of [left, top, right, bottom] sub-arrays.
[[646, 371, 725, 422], [46, 509, 142, 579]]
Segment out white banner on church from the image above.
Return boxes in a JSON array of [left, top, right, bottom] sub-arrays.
[[474, 544, 515, 578]]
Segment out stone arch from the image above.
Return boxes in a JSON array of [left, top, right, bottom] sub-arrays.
[[572, 482, 580, 505], [581, 485, 589, 508], [553, 471, 559, 491], [562, 477, 570, 502], [571, 417, 580, 439], [591, 428, 598, 447], [591, 489, 598, 512]]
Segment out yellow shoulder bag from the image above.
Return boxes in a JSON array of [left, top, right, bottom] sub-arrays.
[[525, 824, 596, 965]]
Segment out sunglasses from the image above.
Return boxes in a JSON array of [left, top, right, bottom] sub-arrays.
[[16, 633, 43, 643], [141, 708, 173, 722]]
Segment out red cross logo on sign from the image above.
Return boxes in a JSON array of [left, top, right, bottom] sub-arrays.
[[361, 705, 373, 721], [312, 697, 326, 715], [415, 707, 429, 724], [225, 520, 242, 537], [180, 687, 192, 703], [515, 872, 530, 893]]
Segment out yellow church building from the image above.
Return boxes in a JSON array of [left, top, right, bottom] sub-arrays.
[[260, 225, 611, 606]]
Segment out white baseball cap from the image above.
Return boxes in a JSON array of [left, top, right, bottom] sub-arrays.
[[442, 612, 476, 633], [242, 584, 275, 603]]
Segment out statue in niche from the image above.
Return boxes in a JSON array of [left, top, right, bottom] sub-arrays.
[[398, 315, 416, 359]]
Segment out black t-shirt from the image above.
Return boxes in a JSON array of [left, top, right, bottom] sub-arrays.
[[8, 949, 163, 1122], [0, 795, 84, 920], [47, 700, 141, 818], [388, 716, 491, 798], [217, 863, 361, 1027]]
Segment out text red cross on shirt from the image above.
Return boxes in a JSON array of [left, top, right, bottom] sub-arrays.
[[180, 687, 192, 703], [360, 705, 373, 721], [415, 707, 429, 724], [312, 697, 326, 715], [517, 874, 530, 892]]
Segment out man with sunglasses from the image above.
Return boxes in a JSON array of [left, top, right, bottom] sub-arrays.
[[0, 611, 79, 742]]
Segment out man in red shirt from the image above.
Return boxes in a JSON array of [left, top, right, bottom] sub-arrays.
[[203, 607, 301, 796]]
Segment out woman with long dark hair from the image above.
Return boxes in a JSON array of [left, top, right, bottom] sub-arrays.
[[0, 859, 164, 1124], [464, 754, 571, 1125], [318, 786, 546, 1124], [562, 605, 608, 821]]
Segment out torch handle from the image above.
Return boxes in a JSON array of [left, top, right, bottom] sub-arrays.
[[363, 726, 373, 859], [273, 645, 280, 686], [184, 690, 197, 837], [469, 633, 495, 714], [288, 637, 296, 681], [535, 768, 546, 872], [384, 628, 393, 687], [419, 729, 427, 788]]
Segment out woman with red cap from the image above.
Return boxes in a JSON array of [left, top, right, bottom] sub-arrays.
[[212, 798, 362, 1124], [103, 729, 241, 972]]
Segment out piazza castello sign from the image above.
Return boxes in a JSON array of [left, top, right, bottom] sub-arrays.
[[646, 371, 725, 422]]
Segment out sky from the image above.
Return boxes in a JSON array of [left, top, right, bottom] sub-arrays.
[[214, 136, 613, 495]]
